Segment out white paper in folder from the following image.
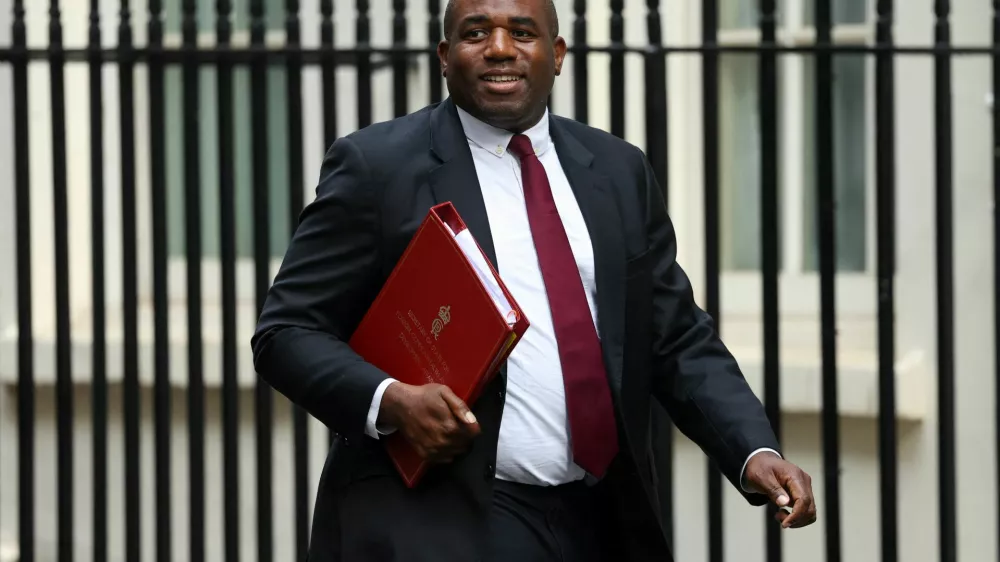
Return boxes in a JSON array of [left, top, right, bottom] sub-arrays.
[[445, 223, 517, 326]]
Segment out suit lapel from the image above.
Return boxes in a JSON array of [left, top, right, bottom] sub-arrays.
[[549, 118, 627, 399], [427, 99, 498, 271], [426, 99, 507, 388], [425, 103, 626, 398]]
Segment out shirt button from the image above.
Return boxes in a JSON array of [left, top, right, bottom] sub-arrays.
[[484, 463, 495, 480], [495, 146, 503, 154]]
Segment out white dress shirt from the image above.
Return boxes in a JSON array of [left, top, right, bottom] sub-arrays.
[[364, 106, 776, 490]]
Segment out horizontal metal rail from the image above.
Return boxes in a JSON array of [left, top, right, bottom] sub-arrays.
[[0, 44, 998, 64]]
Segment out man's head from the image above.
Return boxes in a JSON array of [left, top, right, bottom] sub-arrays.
[[437, 0, 567, 133]]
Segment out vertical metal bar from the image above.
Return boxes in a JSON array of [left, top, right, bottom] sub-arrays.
[[148, 49, 171, 562], [814, 1, 841, 560], [320, 0, 339, 448], [47, 0, 74, 559], [758, 1, 781, 560], [572, 0, 588, 124], [285, 0, 310, 557], [701, 1, 723, 560], [644, 0, 667, 196], [609, 0, 624, 138], [216, 0, 239, 560], [428, 0, 442, 104], [88, 1, 108, 559], [994, 5, 1000, 559], [180, 1, 205, 560], [356, 0, 372, 128], [321, 0, 337, 148], [250, 1, 274, 559], [147, 0, 171, 559], [874, 2, 897, 560], [643, 0, 672, 547], [392, 0, 407, 117], [933, 3, 956, 561], [12, 1, 34, 560], [118, 1, 142, 559]]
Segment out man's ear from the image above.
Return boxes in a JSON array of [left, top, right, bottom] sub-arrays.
[[553, 36, 567, 76], [437, 40, 450, 76]]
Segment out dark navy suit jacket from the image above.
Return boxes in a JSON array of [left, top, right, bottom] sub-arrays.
[[251, 98, 780, 562]]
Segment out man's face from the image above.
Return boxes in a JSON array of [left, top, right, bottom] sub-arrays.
[[438, 0, 566, 133]]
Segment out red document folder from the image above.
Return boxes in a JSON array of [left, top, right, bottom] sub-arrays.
[[348, 202, 530, 487]]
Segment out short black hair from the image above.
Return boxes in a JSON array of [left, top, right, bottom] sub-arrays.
[[442, 0, 560, 41]]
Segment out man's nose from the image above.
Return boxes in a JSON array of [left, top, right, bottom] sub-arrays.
[[484, 29, 516, 60]]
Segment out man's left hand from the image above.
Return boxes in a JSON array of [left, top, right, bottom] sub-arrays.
[[744, 452, 817, 529]]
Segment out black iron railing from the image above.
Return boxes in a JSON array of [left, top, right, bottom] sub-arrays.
[[1, 1, 998, 562]]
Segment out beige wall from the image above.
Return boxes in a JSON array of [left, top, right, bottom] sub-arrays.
[[0, 0, 13, 371], [1, 0, 998, 560]]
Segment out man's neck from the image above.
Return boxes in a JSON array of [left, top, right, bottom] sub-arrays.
[[454, 102, 547, 135]]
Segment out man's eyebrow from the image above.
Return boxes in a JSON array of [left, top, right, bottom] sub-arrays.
[[509, 16, 539, 28], [460, 14, 490, 26]]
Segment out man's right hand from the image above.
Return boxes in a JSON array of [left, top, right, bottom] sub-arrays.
[[378, 382, 481, 463]]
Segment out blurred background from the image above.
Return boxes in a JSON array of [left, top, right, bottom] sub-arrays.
[[0, 0, 997, 561]]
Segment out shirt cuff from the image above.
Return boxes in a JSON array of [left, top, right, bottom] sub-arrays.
[[364, 378, 400, 439], [740, 447, 781, 493]]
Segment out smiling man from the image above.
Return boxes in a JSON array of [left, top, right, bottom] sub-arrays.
[[251, 0, 817, 560]]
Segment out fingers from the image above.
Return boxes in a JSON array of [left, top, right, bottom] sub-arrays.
[[774, 507, 791, 525], [424, 430, 472, 463], [419, 386, 480, 463], [779, 471, 816, 529], [438, 386, 479, 427], [756, 469, 791, 509], [415, 427, 468, 463], [403, 385, 483, 464], [746, 455, 818, 530]]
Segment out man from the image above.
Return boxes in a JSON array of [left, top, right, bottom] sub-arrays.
[[251, 0, 817, 559]]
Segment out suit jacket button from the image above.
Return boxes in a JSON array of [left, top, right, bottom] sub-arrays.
[[484, 464, 494, 480]]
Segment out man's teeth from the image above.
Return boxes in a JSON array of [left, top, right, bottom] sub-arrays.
[[484, 76, 520, 82]]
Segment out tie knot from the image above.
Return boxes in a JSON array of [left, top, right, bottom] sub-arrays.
[[507, 134, 534, 159]]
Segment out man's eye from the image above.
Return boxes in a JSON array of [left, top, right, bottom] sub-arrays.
[[511, 30, 533, 38], [466, 29, 487, 38]]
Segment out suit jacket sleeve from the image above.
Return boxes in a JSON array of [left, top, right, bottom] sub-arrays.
[[251, 136, 390, 444], [635, 146, 780, 506]]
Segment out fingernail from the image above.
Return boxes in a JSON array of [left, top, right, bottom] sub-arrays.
[[778, 495, 789, 506], [465, 411, 477, 424]]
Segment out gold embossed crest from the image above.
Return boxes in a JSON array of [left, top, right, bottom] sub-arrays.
[[431, 305, 451, 340]]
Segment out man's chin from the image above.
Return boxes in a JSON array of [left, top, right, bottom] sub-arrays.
[[471, 101, 532, 130]]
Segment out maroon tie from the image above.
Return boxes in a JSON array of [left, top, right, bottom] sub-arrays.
[[507, 133, 619, 478]]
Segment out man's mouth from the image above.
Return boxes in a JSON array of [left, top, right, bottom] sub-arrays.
[[481, 75, 522, 83]]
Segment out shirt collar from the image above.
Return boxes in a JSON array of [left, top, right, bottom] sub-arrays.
[[455, 103, 552, 159]]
